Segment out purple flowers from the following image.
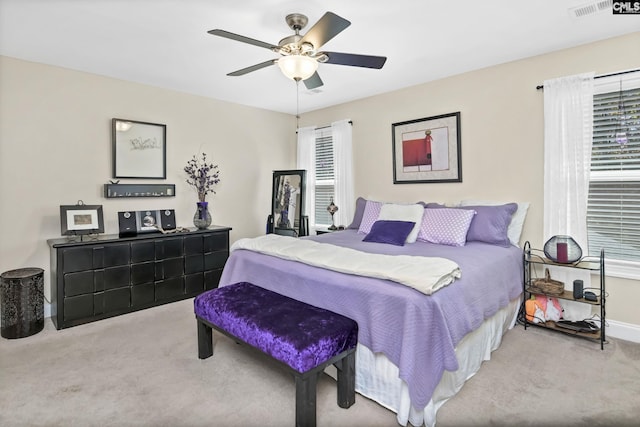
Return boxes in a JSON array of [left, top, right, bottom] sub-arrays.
[[184, 153, 220, 202]]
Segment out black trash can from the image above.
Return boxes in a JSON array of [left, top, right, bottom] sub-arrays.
[[1, 268, 45, 339]]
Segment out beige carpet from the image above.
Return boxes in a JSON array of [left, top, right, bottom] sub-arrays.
[[1, 299, 639, 427]]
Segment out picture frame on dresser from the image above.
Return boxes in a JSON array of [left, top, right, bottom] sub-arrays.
[[392, 111, 462, 184], [60, 204, 104, 236], [112, 118, 167, 179]]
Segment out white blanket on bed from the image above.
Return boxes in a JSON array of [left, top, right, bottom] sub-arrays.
[[231, 234, 461, 295]]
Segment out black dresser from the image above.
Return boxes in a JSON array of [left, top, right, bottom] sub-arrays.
[[47, 226, 231, 329]]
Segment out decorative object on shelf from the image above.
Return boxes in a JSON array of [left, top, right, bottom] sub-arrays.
[[60, 200, 104, 240], [327, 198, 339, 230], [104, 183, 175, 198], [392, 112, 462, 184], [543, 235, 582, 264], [530, 268, 564, 296], [112, 118, 167, 179], [193, 202, 212, 230], [185, 153, 220, 229]]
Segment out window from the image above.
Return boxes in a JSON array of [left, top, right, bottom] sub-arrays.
[[314, 128, 334, 226], [297, 120, 353, 230], [588, 72, 640, 277]]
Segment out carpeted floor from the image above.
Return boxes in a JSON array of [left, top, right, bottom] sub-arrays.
[[1, 298, 639, 427]]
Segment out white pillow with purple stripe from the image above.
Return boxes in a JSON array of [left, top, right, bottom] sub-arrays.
[[418, 208, 476, 246]]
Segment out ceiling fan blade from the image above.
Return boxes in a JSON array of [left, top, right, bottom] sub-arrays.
[[303, 72, 324, 90], [208, 29, 278, 50], [299, 12, 350, 50], [321, 51, 387, 69], [227, 59, 277, 76]]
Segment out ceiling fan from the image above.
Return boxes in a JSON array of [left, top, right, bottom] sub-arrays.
[[208, 11, 387, 90]]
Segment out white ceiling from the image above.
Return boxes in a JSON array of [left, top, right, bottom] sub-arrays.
[[0, 0, 638, 115]]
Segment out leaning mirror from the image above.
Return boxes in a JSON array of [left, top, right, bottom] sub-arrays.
[[271, 170, 306, 237]]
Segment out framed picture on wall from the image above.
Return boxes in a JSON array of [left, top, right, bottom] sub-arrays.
[[392, 112, 461, 184], [60, 204, 104, 236], [112, 118, 167, 179]]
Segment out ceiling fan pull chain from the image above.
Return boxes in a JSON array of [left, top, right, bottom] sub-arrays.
[[296, 79, 300, 130]]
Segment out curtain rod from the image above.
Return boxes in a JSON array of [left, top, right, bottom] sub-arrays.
[[296, 120, 353, 133], [535, 68, 640, 90], [315, 120, 353, 131]]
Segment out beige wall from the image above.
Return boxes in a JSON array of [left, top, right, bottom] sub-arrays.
[[0, 56, 296, 303], [300, 32, 640, 328], [1, 32, 639, 331]]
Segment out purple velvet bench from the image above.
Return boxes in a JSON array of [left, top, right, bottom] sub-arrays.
[[194, 282, 358, 427]]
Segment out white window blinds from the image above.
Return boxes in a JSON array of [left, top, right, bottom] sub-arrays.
[[588, 72, 640, 265]]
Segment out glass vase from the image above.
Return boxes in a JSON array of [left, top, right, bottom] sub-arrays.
[[193, 201, 212, 230]]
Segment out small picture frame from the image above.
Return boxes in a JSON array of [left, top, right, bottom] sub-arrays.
[[60, 204, 105, 236], [112, 118, 167, 179], [392, 112, 462, 184]]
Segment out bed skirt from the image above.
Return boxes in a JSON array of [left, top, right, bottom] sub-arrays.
[[326, 297, 520, 427]]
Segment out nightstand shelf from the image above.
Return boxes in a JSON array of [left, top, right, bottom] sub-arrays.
[[522, 241, 606, 349]]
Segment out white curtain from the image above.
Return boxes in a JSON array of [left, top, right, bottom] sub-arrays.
[[543, 72, 594, 251], [331, 119, 354, 226], [297, 126, 316, 227]]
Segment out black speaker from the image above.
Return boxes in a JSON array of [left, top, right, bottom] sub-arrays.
[[573, 279, 584, 299], [118, 211, 137, 237], [158, 209, 176, 230]]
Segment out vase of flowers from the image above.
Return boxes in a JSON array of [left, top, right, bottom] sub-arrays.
[[185, 153, 220, 229]]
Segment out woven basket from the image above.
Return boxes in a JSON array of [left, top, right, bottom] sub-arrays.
[[530, 268, 564, 296]]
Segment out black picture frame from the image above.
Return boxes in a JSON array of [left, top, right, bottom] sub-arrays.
[[112, 118, 167, 179], [271, 170, 306, 237], [60, 204, 104, 236], [392, 112, 461, 184]]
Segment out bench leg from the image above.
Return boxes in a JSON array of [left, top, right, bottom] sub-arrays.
[[197, 319, 213, 359], [336, 352, 356, 408], [295, 372, 318, 427]]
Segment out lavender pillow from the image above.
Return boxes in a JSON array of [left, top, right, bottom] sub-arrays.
[[458, 203, 518, 247], [417, 208, 475, 246], [347, 197, 367, 229], [363, 220, 416, 246], [357, 200, 384, 234]]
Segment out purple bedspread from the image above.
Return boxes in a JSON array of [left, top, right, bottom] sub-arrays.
[[218, 230, 523, 409]]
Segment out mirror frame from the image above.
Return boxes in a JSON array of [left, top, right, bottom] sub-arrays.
[[271, 169, 306, 237]]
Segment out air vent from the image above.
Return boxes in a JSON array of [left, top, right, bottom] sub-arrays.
[[569, 0, 612, 18]]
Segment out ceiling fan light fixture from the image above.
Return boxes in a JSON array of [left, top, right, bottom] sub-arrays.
[[277, 55, 318, 81]]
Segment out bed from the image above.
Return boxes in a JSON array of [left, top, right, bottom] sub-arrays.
[[218, 200, 525, 426]]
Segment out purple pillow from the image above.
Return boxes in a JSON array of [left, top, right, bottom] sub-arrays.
[[347, 197, 367, 229], [362, 220, 416, 246], [459, 203, 518, 247]]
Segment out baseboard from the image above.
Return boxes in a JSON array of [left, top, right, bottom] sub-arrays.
[[607, 319, 640, 343]]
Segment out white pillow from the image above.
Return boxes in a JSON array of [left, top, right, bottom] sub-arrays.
[[459, 200, 530, 246], [377, 203, 424, 243]]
